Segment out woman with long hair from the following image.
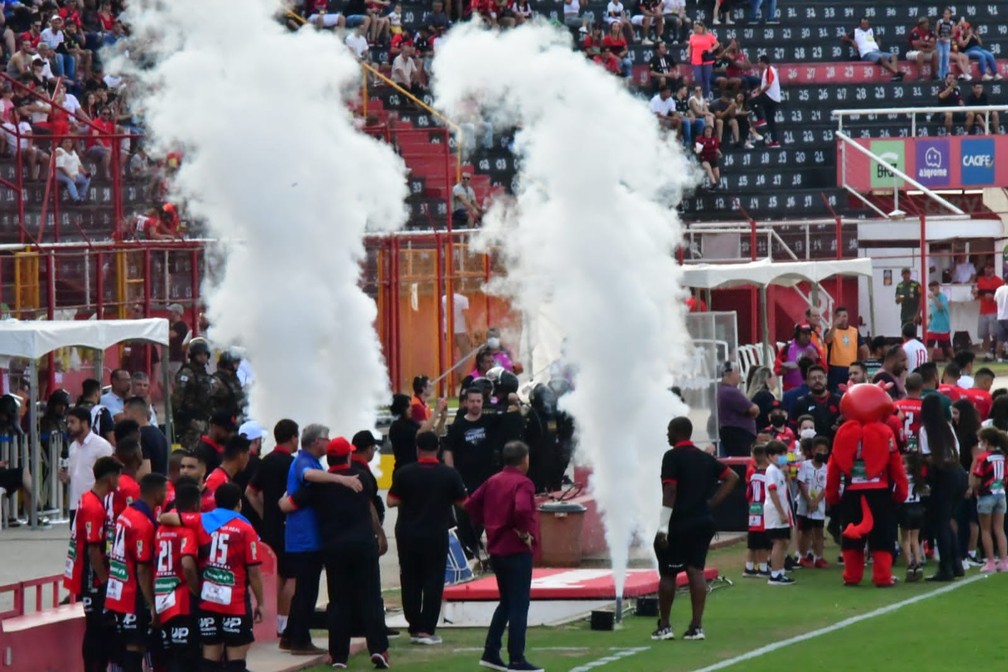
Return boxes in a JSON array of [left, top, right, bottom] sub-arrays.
[[987, 395, 1008, 431], [971, 427, 1008, 572], [921, 394, 965, 581], [746, 365, 777, 429], [953, 398, 983, 565]]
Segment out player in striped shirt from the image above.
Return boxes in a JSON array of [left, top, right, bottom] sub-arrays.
[[743, 444, 771, 578]]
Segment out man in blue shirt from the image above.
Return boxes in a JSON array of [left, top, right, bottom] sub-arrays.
[[926, 281, 953, 361], [283, 423, 363, 655]]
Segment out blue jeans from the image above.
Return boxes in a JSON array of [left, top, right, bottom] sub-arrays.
[[966, 46, 997, 75], [484, 552, 533, 665], [693, 63, 713, 98], [681, 117, 704, 146], [57, 172, 90, 202], [937, 39, 951, 78], [749, 0, 777, 22], [620, 56, 633, 79]]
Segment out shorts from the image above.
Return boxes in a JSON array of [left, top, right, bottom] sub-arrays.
[[797, 516, 824, 531], [161, 614, 199, 657], [861, 50, 893, 64], [898, 502, 925, 530], [747, 530, 773, 550], [307, 12, 343, 27], [977, 492, 1007, 515], [977, 313, 998, 340], [114, 607, 152, 647], [766, 526, 791, 541], [198, 610, 254, 647], [653, 519, 715, 575], [925, 332, 951, 347], [905, 50, 932, 61], [999, 319, 1008, 341], [0, 467, 24, 494], [345, 14, 367, 27], [80, 588, 106, 616]]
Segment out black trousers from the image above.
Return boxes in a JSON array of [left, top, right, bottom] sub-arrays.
[[397, 534, 449, 635], [324, 548, 388, 663], [752, 93, 780, 143], [927, 468, 963, 576], [285, 551, 323, 647], [81, 592, 115, 672], [718, 426, 756, 458]]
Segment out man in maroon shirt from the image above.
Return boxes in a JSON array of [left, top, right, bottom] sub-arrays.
[[466, 441, 541, 672]]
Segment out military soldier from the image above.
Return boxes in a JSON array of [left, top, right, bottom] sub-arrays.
[[171, 338, 215, 449], [211, 350, 246, 421]]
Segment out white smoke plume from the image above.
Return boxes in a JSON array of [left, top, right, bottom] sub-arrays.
[[433, 23, 695, 595], [123, 0, 408, 434]]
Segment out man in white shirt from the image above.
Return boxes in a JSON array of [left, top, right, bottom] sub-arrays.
[[99, 369, 132, 421], [850, 16, 904, 80], [902, 321, 929, 371], [952, 256, 977, 284], [391, 42, 419, 92], [649, 85, 678, 131], [994, 283, 1008, 358], [752, 55, 782, 147], [55, 137, 91, 203], [451, 172, 480, 227], [61, 407, 113, 524], [345, 23, 370, 61]]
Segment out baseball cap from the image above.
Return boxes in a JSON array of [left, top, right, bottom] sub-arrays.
[[901, 267, 911, 274], [210, 411, 237, 432], [797, 322, 813, 331], [239, 420, 264, 441], [351, 430, 379, 450], [326, 437, 355, 458]]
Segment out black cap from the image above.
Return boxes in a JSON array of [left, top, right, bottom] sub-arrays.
[[351, 430, 379, 450], [209, 411, 237, 431]]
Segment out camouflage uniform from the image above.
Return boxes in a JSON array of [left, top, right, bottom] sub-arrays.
[[171, 361, 215, 449], [211, 367, 246, 421]]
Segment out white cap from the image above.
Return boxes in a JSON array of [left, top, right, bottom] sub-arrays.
[[238, 420, 264, 441]]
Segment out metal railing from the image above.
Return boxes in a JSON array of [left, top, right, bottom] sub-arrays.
[[832, 104, 1008, 137]]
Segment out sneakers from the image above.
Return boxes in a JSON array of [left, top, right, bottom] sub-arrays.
[[965, 554, 983, 568], [753, 119, 768, 129], [480, 655, 509, 672], [743, 141, 755, 149], [981, 560, 998, 573], [371, 651, 391, 669], [784, 555, 799, 571], [799, 556, 815, 569], [642, 38, 654, 45], [814, 558, 829, 569], [332, 664, 348, 670], [758, 567, 772, 577], [651, 620, 675, 640], [905, 564, 922, 582], [508, 662, 545, 672], [742, 567, 761, 578], [982, 74, 994, 81], [411, 633, 443, 645], [767, 141, 781, 148], [289, 643, 326, 656], [385, 627, 401, 639], [891, 72, 905, 81], [996, 73, 1004, 80], [683, 626, 705, 641], [767, 573, 796, 586]]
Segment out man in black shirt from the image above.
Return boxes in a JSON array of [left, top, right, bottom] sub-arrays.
[[872, 345, 908, 401], [965, 82, 999, 134], [194, 411, 236, 475], [792, 365, 843, 439], [652, 417, 738, 642], [444, 387, 524, 557], [936, 72, 965, 134], [649, 41, 679, 93], [246, 419, 299, 642], [125, 396, 169, 475], [388, 431, 468, 644], [281, 437, 390, 669]]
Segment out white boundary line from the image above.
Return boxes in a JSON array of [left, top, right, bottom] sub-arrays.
[[568, 646, 651, 672], [691, 574, 988, 672]]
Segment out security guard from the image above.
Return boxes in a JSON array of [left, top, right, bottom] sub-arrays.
[[171, 338, 215, 449], [211, 350, 246, 420]]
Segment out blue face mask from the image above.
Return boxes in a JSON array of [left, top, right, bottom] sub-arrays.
[[776, 455, 788, 466]]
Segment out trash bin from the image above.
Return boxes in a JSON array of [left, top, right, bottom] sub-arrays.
[[536, 501, 588, 567]]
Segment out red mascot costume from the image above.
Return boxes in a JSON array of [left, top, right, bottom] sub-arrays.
[[825, 383, 909, 587]]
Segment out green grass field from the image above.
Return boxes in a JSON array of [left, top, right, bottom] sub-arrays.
[[306, 542, 1008, 671]]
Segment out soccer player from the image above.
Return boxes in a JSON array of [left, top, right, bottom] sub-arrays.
[[155, 478, 203, 672], [197, 483, 264, 672], [107, 437, 143, 527], [743, 443, 771, 578], [106, 473, 168, 672], [894, 373, 924, 452], [764, 441, 795, 585], [64, 456, 122, 672], [202, 435, 252, 511]]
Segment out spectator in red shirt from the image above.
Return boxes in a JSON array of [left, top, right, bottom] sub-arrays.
[[86, 105, 117, 180], [694, 124, 721, 189], [907, 16, 939, 79], [60, 0, 85, 29], [466, 441, 540, 672], [19, 17, 42, 50], [602, 20, 632, 79], [975, 261, 1003, 358]]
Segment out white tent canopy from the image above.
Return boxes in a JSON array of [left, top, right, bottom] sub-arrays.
[[679, 258, 874, 290], [0, 318, 170, 528], [0, 318, 169, 360]]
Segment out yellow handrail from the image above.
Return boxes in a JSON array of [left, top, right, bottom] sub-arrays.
[[360, 62, 463, 182]]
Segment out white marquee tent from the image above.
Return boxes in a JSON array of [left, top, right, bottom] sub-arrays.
[[0, 319, 170, 528]]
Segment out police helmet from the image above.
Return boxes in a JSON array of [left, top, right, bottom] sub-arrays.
[[494, 369, 520, 397], [48, 389, 72, 409], [529, 382, 558, 415], [548, 378, 573, 398], [218, 349, 241, 367], [466, 377, 494, 398], [188, 337, 211, 359]]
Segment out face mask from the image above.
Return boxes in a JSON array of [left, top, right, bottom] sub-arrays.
[[814, 453, 827, 464], [487, 337, 501, 349], [770, 416, 785, 428], [776, 455, 788, 466], [800, 429, 816, 439]]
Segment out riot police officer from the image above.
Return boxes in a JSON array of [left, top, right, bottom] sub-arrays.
[[171, 338, 215, 449], [211, 350, 246, 420]]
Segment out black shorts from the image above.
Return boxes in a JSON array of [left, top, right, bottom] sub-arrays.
[[114, 607, 152, 646], [161, 614, 199, 656], [80, 588, 106, 616], [0, 467, 23, 493], [898, 502, 925, 530], [798, 516, 824, 531], [766, 526, 791, 541], [747, 530, 773, 550], [654, 519, 715, 576], [198, 610, 254, 647]]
